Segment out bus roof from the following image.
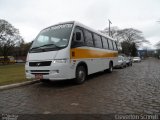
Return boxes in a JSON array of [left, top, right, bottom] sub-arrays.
[[42, 21, 116, 41]]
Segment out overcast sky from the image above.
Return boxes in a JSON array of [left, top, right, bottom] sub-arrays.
[[0, 0, 160, 49]]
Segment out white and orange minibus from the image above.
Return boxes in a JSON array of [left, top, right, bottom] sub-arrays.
[[25, 21, 118, 84]]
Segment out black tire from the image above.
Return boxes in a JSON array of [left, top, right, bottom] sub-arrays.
[[108, 62, 113, 73], [75, 66, 86, 84]]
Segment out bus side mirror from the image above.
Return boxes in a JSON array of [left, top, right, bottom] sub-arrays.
[[76, 32, 81, 41]]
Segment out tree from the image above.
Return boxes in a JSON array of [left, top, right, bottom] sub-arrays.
[[0, 19, 23, 63], [118, 28, 149, 47], [131, 42, 137, 56], [118, 28, 149, 56], [101, 27, 149, 56], [14, 41, 32, 58], [121, 41, 131, 55], [121, 41, 138, 56], [101, 27, 149, 49], [102, 27, 149, 45]]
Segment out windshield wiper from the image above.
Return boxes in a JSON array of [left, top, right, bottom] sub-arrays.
[[30, 46, 42, 50], [31, 44, 61, 50]]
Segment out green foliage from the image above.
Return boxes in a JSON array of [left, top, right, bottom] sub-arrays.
[[0, 19, 23, 62], [121, 41, 137, 56], [121, 41, 131, 55], [131, 42, 137, 56], [14, 42, 32, 57]]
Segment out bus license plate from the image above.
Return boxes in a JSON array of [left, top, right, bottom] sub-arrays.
[[35, 74, 43, 79]]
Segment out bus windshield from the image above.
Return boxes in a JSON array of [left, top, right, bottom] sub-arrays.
[[30, 23, 73, 53]]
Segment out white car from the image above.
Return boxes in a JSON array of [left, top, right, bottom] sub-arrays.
[[132, 57, 141, 62], [125, 57, 132, 66], [115, 56, 127, 68]]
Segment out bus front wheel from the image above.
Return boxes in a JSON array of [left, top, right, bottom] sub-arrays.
[[75, 66, 86, 84]]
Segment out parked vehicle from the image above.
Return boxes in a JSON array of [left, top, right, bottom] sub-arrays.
[[16, 59, 24, 63], [132, 57, 141, 62], [0, 56, 16, 64], [25, 21, 118, 84], [115, 55, 127, 68], [125, 57, 132, 66]]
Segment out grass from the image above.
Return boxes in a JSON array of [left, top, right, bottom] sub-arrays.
[[0, 64, 27, 86]]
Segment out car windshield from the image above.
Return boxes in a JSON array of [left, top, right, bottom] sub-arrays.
[[29, 23, 73, 53]]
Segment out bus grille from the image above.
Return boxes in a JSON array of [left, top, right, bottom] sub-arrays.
[[29, 61, 52, 66], [30, 70, 50, 75]]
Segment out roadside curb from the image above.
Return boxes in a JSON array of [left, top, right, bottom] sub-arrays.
[[0, 80, 40, 91]]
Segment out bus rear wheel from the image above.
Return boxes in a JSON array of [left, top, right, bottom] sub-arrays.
[[108, 62, 113, 73], [75, 66, 86, 84]]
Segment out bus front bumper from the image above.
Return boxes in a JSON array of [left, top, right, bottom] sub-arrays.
[[25, 64, 75, 81]]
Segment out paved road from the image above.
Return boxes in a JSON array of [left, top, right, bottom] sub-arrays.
[[0, 58, 160, 114]]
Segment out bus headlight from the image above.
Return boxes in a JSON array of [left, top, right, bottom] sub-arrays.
[[53, 59, 68, 63], [25, 61, 29, 66]]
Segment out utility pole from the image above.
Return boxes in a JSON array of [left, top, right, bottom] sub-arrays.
[[108, 19, 112, 36]]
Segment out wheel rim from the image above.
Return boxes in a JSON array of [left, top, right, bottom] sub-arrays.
[[78, 70, 85, 81]]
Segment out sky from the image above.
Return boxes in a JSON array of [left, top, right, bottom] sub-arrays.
[[0, 0, 160, 49]]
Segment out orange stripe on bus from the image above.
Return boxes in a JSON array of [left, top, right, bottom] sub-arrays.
[[70, 48, 118, 59]]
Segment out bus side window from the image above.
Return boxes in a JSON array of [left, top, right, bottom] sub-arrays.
[[93, 33, 102, 48], [102, 37, 109, 49], [71, 27, 84, 48], [112, 41, 117, 50], [84, 30, 94, 47], [108, 39, 113, 50]]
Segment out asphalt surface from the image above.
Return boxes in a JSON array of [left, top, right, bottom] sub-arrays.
[[0, 58, 160, 114]]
